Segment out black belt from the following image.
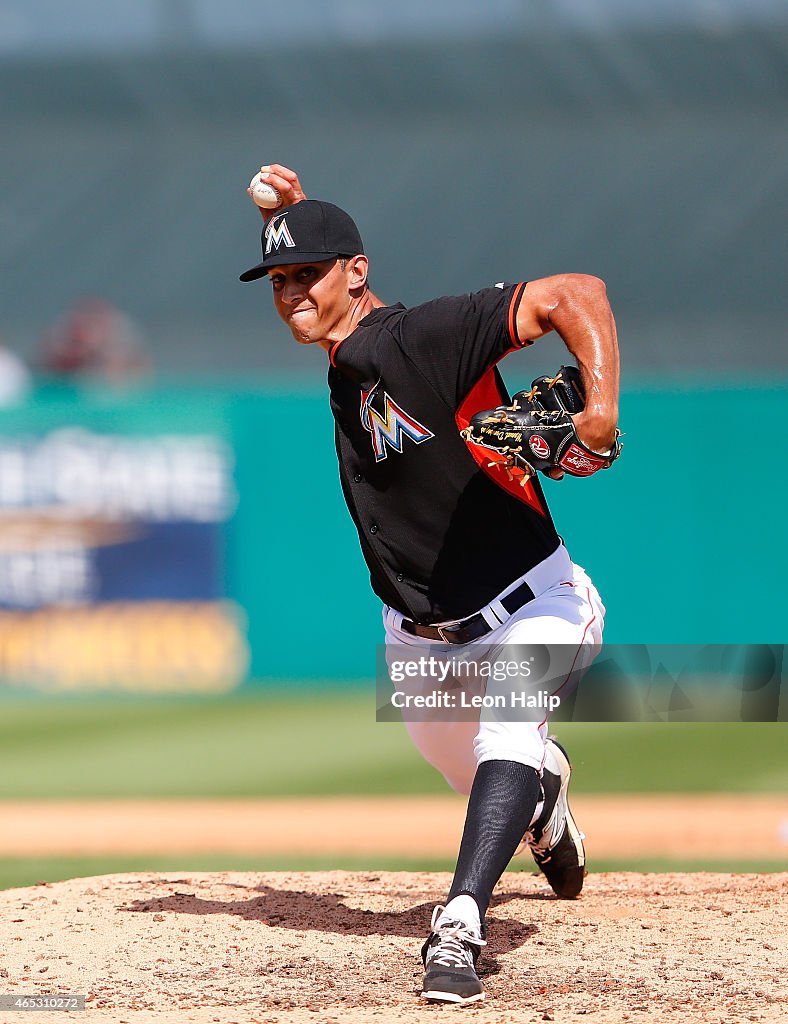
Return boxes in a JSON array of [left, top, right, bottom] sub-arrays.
[[399, 579, 536, 645]]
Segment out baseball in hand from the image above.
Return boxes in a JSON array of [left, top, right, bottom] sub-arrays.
[[248, 172, 282, 210]]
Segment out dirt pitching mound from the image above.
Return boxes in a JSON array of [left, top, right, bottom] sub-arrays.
[[0, 871, 785, 1024]]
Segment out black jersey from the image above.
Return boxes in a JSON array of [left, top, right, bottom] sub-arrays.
[[328, 282, 561, 624]]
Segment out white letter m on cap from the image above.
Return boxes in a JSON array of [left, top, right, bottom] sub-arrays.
[[265, 214, 296, 256]]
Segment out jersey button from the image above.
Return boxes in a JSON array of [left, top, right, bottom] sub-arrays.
[[354, 473, 363, 483], [369, 524, 378, 534]]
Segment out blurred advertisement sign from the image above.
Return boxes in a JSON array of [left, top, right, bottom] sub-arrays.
[[0, 427, 248, 692]]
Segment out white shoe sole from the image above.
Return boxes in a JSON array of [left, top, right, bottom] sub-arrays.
[[421, 990, 486, 1004], [515, 738, 586, 868], [546, 737, 586, 869]]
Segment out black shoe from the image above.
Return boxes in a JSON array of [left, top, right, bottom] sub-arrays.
[[524, 737, 587, 899], [420, 906, 487, 1004]]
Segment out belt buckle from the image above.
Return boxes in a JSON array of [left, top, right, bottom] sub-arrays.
[[437, 622, 462, 643]]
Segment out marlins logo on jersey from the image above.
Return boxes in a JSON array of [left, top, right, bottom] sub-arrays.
[[264, 213, 296, 256], [360, 384, 434, 462]]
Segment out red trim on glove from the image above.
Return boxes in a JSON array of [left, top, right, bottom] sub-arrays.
[[456, 366, 547, 519]]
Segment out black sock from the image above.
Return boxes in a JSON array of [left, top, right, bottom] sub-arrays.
[[446, 759, 541, 920]]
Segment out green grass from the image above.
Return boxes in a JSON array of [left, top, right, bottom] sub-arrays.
[[0, 692, 435, 798], [555, 721, 788, 792], [0, 694, 786, 797], [0, 855, 448, 892], [0, 855, 783, 893]]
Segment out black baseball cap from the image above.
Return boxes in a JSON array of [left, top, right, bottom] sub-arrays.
[[239, 200, 364, 282]]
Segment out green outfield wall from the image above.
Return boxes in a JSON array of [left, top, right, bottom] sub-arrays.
[[2, 26, 786, 376], [0, 379, 784, 690]]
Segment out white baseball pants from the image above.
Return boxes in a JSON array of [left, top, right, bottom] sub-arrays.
[[383, 544, 605, 795]]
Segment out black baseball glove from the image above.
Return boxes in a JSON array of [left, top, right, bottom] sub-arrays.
[[461, 365, 621, 478]]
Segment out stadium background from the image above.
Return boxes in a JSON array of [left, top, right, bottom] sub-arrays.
[[0, 0, 785, 888]]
